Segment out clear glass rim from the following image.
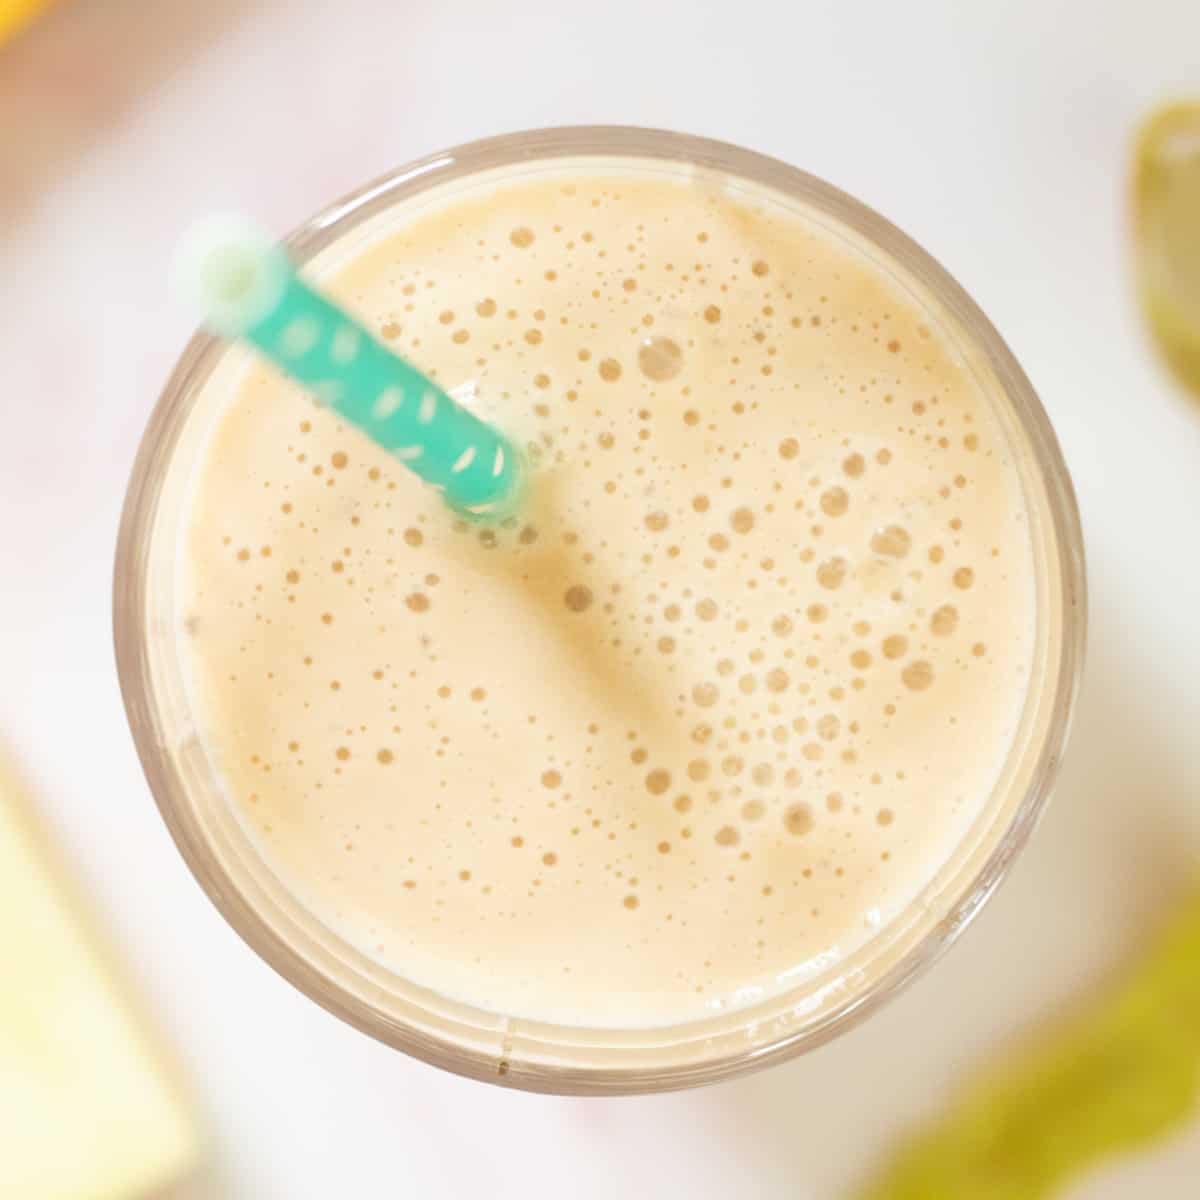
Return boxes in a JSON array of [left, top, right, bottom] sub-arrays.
[[114, 125, 1087, 1094]]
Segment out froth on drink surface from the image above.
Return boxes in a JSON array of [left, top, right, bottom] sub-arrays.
[[180, 170, 1035, 1026]]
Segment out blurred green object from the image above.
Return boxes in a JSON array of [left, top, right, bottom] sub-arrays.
[[1134, 102, 1200, 399], [855, 889, 1200, 1199]]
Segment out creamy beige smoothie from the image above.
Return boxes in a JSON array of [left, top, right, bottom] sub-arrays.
[[179, 170, 1034, 1027]]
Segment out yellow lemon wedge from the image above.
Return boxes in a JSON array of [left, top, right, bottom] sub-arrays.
[[1133, 102, 1200, 398], [855, 888, 1200, 1199]]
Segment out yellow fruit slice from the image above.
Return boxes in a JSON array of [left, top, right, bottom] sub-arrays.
[[0, 0, 57, 43], [855, 888, 1200, 1199], [0, 756, 201, 1199], [1133, 102, 1200, 397]]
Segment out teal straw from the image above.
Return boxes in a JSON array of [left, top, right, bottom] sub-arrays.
[[176, 217, 525, 518]]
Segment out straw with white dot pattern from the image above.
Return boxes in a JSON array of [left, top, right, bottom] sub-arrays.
[[175, 216, 526, 517]]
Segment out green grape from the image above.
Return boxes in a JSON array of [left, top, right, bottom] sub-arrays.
[[1134, 102, 1200, 398]]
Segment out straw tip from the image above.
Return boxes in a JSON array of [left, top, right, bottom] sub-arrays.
[[173, 214, 288, 338], [456, 444, 531, 523]]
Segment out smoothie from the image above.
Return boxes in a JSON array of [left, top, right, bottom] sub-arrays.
[[179, 169, 1035, 1027]]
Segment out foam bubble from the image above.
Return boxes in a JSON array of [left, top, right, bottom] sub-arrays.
[[902, 660, 934, 691], [638, 336, 683, 381], [871, 526, 912, 558], [564, 585, 593, 612], [784, 805, 814, 836], [817, 558, 847, 589], [820, 487, 849, 517]]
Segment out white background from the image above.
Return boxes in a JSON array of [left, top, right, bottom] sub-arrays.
[[2, 1, 1199, 1196]]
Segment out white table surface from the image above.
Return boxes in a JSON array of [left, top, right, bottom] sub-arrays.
[[2, 1, 1199, 1196]]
